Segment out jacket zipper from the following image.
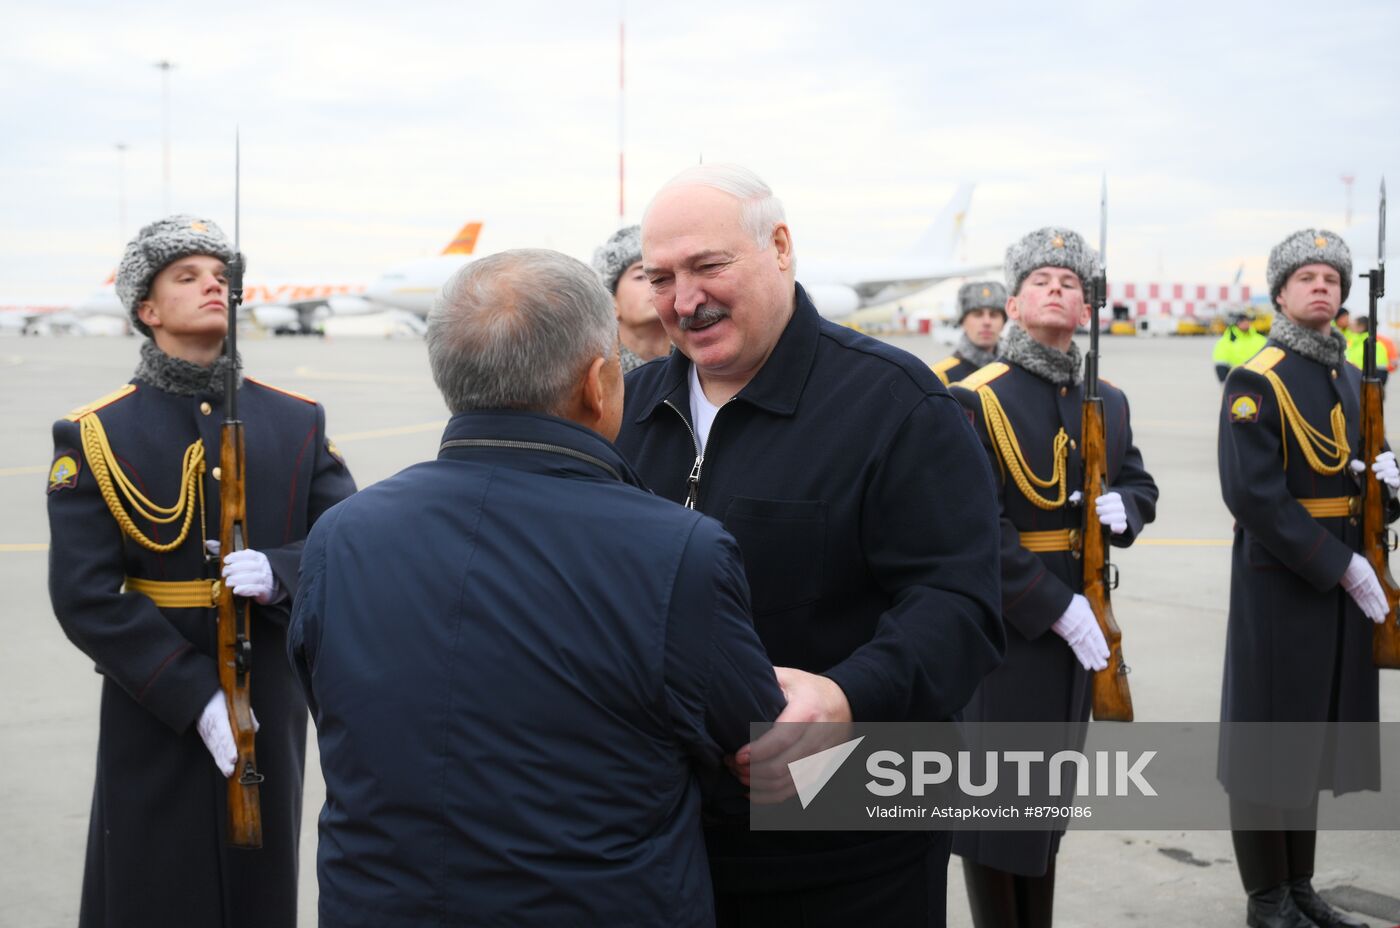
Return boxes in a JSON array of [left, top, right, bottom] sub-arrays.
[[664, 399, 706, 510]]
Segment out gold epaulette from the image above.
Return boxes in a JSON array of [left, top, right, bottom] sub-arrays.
[[244, 376, 315, 405], [1243, 346, 1285, 374], [65, 384, 136, 422], [931, 356, 961, 386], [955, 361, 1010, 392]]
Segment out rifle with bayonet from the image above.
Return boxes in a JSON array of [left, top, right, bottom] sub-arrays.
[[1360, 179, 1400, 669], [216, 132, 265, 847], [1083, 176, 1134, 721]]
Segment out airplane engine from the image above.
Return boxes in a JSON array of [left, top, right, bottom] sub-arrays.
[[802, 284, 861, 320], [248, 305, 298, 330], [325, 295, 375, 316]]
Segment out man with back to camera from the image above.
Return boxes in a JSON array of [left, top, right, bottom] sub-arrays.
[[933, 279, 1008, 385], [289, 248, 786, 928], [1217, 229, 1393, 928], [617, 163, 1004, 926], [594, 223, 671, 372], [46, 215, 356, 927]]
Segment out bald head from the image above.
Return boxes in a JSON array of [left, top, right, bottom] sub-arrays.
[[640, 165, 796, 396], [427, 249, 618, 417]]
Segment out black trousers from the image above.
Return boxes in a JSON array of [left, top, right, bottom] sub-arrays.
[[961, 857, 1056, 928], [1229, 796, 1319, 894], [713, 832, 951, 928]]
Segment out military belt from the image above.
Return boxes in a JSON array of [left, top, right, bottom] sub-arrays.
[[1020, 528, 1081, 555], [1297, 496, 1358, 519], [124, 576, 222, 608]]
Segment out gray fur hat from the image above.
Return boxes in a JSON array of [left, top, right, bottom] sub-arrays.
[[116, 214, 237, 336], [1266, 228, 1352, 305], [591, 224, 643, 294], [1004, 227, 1100, 296], [957, 280, 1008, 322]]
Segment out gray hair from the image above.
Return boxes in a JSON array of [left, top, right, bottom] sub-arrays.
[[426, 249, 618, 416], [647, 163, 787, 247]]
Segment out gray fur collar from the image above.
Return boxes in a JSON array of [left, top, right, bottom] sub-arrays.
[[954, 333, 997, 369], [1269, 313, 1345, 368], [133, 339, 242, 397], [999, 322, 1081, 386]]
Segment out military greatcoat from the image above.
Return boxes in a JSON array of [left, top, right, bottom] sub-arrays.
[[47, 371, 355, 928]]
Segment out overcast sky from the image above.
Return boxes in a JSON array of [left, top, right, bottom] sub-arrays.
[[2, 0, 1396, 304]]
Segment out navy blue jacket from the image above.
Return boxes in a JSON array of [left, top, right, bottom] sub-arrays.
[[290, 411, 784, 928], [616, 285, 1004, 893]]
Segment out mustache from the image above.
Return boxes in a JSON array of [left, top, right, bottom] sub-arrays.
[[679, 303, 730, 331]]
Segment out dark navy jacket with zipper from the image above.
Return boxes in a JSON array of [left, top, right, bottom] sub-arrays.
[[616, 284, 1005, 893], [289, 410, 784, 928]]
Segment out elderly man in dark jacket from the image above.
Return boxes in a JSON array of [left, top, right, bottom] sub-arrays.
[[619, 164, 1003, 927], [289, 248, 785, 928], [1217, 229, 1393, 928]]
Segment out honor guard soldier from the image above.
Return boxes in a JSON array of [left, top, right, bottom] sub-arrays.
[[949, 228, 1158, 928], [1213, 311, 1268, 382], [46, 215, 356, 928], [933, 280, 1008, 385], [593, 223, 672, 372], [1217, 230, 1393, 928]]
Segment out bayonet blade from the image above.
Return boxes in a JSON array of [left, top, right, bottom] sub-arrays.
[[1380, 178, 1386, 270], [1098, 173, 1108, 268], [234, 128, 240, 251]]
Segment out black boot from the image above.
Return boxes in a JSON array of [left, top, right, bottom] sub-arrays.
[[1288, 878, 1366, 928], [1246, 883, 1319, 928]]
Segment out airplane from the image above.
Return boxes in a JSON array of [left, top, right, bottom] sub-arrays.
[[69, 271, 379, 335], [799, 183, 998, 318], [362, 222, 484, 316], [365, 193, 994, 321]]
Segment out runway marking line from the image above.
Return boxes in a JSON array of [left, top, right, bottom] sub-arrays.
[[0, 543, 48, 553]]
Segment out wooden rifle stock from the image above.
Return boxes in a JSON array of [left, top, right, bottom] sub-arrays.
[[1084, 181, 1133, 719], [1360, 378, 1400, 667], [217, 207, 264, 846], [1082, 396, 1134, 720]]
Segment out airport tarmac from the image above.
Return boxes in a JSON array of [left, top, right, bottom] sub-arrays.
[[1, 331, 1397, 927]]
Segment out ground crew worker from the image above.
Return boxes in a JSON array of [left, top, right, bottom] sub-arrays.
[[46, 215, 356, 927], [1345, 313, 1390, 385], [933, 280, 1007, 385], [1217, 229, 1393, 928], [949, 227, 1158, 928], [1213, 311, 1267, 381]]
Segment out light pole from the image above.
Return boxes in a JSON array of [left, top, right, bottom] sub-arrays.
[[115, 142, 129, 241], [154, 60, 175, 214]]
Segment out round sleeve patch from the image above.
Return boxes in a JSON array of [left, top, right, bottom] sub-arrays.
[[1229, 393, 1261, 423], [48, 451, 81, 493]]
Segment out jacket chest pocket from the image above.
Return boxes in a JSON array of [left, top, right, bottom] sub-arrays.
[[722, 497, 827, 615]]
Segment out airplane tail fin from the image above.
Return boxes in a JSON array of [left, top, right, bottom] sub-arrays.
[[904, 183, 975, 261], [442, 222, 483, 256]]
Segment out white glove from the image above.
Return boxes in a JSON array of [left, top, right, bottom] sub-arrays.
[[1051, 594, 1110, 671], [219, 548, 280, 605], [1374, 451, 1400, 491], [1095, 491, 1129, 535], [1341, 553, 1389, 624], [196, 691, 237, 778]]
